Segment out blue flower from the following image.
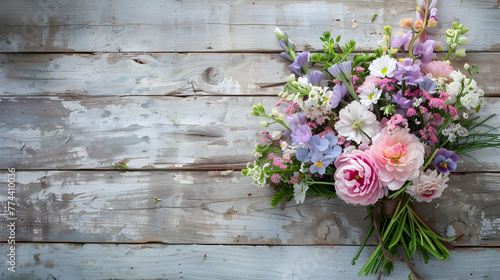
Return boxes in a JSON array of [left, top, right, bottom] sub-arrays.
[[419, 78, 437, 95], [296, 134, 342, 175]]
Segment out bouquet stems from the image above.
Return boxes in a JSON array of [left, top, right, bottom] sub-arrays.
[[356, 194, 455, 279]]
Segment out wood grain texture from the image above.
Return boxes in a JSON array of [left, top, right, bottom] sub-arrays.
[[0, 243, 499, 279], [2, 96, 500, 171], [1, 52, 499, 96], [1, 0, 499, 52], [0, 171, 498, 246]]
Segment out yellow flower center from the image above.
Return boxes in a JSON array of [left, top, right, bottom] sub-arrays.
[[369, 93, 375, 100], [314, 161, 323, 168], [381, 67, 388, 74]]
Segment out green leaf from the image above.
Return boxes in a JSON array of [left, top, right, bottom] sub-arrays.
[[336, 35, 341, 42], [270, 191, 287, 207]]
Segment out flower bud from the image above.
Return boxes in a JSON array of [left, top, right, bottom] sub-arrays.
[[443, 60, 451, 66], [461, 27, 469, 34], [415, 5, 424, 15], [414, 20, 424, 31], [260, 121, 270, 127], [291, 81, 299, 87], [455, 48, 466, 57], [450, 43, 457, 49], [427, 18, 437, 28], [446, 37, 453, 45], [257, 103, 265, 113], [274, 27, 284, 40], [381, 45, 388, 52], [458, 24, 463, 29], [452, 22, 459, 29], [446, 29, 455, 37], [399, 18, 412, 28], [464, 63, 470, 71], [383, 25, 392, 36], [389, 47, 399, 54], [458, 36, 469, 45], [433, 42, 443, 52], [278, 114, 285, 121], [286, 74, 296, 83], [383, 35, 390, 41]]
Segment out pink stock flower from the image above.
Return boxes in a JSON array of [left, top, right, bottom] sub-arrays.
[[334, 150, 387, 205], [369, 126, 425, 190], [420, 61, 454, 82], [406, 169, 449, 202]]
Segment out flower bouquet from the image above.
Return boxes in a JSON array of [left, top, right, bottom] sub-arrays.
[[242, 0, 500, 278]]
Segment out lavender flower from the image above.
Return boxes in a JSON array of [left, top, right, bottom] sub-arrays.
[[328, 61, 352, 81], [279, 39, 294, 61], [413, 40, 437, 63], [390, 31, 412, 51], [390, 90, 413, 116], [289, 52, 309, 76], [433, 148, 458, 173], [284, 112, 307, 139], [330, 83, 348, 109], [304, 70, 323, 86], [393, 58, 423, 86], [290, 125, 312, 146]]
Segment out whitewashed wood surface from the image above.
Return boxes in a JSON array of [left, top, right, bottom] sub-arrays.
[[0, 0, 499, 279]]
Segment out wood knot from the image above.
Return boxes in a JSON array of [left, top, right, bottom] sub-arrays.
[[202, 67, 224, 85]]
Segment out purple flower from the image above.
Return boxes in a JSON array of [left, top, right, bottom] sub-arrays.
[[417, 0, 439, 22], [433, 148, 458, 173], [304, 70, 323, 86], [290, 125, 312, 146], [330, 83, 348, 109], [390, 31, 412, 51], [327, 61, 352, 81], [390, 90, 413, 116], [284, 112, 307, 138], [289, 52, 309, 76], [393, 58, 423, 86], [279, 39, 294, 61], [413, 40, 437, 63], [419, 78, 437, 94]]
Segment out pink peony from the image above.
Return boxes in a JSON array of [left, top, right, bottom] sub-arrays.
[[334, 150, 387, 205], [420, 61, 454, 82], [369, 126, 425, 191], [406, 169, 449, 202]]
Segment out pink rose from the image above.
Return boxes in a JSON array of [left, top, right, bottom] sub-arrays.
[[334, 150, 387, 205], [420, 61, 454, 82], [369, 126, 425, 191], [406, 169, 449, 202]]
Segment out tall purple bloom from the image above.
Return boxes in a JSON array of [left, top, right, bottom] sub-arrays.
[[289, 52, 309, 76], [433, 148, 458, 173]]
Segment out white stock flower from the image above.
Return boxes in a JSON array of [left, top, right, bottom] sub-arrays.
[[293, 182, 309, 204]]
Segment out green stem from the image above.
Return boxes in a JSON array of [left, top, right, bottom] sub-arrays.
[[408, 1, 430, 59]]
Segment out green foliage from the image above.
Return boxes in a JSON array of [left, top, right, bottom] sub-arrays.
[[114, 160, 129, 170], [270, 187, 293, 207], [309, 32, 358, 72]]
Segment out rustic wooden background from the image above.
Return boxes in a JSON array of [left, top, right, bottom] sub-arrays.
[[1, 0, 499, 279]]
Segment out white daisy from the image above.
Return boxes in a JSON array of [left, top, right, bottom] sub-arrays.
[[368, 55, 397, 78], [293, 182, 309, 204], [357, 84, 382, 110], [335, 101, 380, 145]]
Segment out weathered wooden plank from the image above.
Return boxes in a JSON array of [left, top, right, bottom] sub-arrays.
[[0, 171, 498, 246], [0, 243, 498, 279], [2, 96, 500, 171], [1, 52, 499, 96], [1, 0, 499, 52]]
